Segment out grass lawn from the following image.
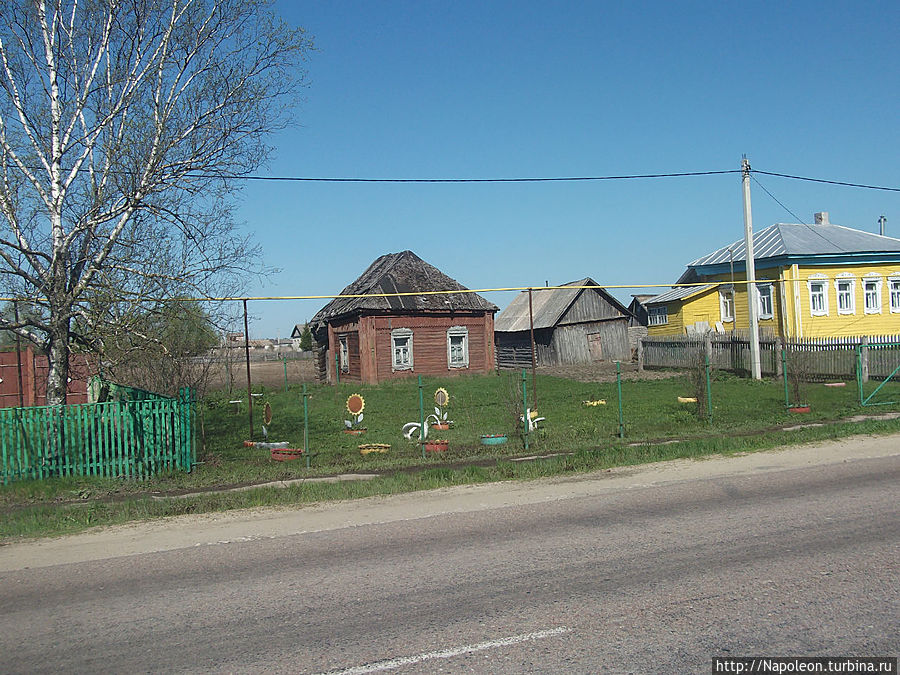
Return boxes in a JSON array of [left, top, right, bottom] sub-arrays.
[[2, 368, 900, 540]]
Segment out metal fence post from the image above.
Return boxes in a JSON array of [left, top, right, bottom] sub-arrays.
[[705, 355, 712, 422], [418, 375, 425, 459], [302, 383, 310, 469], [616, 361, 624, 438], [522, 368, 529, 451], [783, 348, 790, 408]]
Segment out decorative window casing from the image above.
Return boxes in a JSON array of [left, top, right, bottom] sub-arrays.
[[391, 328, 413, 371], [863, 274, 882, 314], [834, 273, 855, 315], [757, 284, 774, 320], [719, 287, 735, 323], [338, 335, 349, 373], [648, 306, 668, 326], [890, 276, 900, 313], [808, 275, 829, 316], [447, 326, 470, 368]]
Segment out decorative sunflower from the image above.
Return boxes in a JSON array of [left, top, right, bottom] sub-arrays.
[[434, 388, 449, 407], [346, 394, 365, 415]]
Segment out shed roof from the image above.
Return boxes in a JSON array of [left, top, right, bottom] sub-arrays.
[[688, 222, 900, 268], [311, 251, 497, 329], [645, 284, 716, 306], [495, 278, 630, 332]]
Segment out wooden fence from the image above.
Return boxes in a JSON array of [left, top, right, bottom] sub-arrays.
[[0, 384, 194, 485], [639, 333, 900, 380]]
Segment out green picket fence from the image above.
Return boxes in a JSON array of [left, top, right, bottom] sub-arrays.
[[0, 387, 194, 485]]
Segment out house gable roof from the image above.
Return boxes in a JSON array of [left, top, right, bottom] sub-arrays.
[[495, 278, 630, 332], [311, 251, 497, 328], [688, 222, 900, 268]]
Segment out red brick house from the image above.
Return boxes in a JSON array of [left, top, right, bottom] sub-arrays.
[[310, 251, 498, 384]]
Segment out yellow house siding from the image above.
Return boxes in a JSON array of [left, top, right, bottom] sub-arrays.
[[786, 263, 900, 338], [646, 288, 719, 336]]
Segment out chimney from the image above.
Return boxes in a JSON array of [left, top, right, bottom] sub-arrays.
[[814, 212, 830, 225]]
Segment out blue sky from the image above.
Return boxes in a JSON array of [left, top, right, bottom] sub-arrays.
[[236, 1, 900, 338]]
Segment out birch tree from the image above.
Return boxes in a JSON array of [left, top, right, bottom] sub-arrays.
[[0, 0, 311, 404]]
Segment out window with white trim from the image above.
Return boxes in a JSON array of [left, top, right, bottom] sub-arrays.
[[339, 335, 349, 373], [890, 277, 900, 313], [834, 274, 855, 315], [863, 275, 882, 314], [391, 328, 413, 371], [447, 326, 469, 368], [757, 284, 773, 320], [808, 275, 828, 316], [648, 306, 668, 326], [719, 287, 735, 322]]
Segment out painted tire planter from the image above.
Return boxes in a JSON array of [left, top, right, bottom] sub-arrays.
[[270, 448, 304, 461], [359, 443, 390, 455], [424, 439, 449, 453], [788, 406, 811, 414], [343, 428, 367, 435], [480, 434, 508, 445]]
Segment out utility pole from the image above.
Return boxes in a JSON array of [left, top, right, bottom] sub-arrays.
[[741, 156, 762, 380]]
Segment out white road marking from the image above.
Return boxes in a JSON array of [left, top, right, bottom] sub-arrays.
[[317, 626, 571, 675]]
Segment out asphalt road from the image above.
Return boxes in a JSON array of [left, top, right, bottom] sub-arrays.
[[1, 439, 898, 674]]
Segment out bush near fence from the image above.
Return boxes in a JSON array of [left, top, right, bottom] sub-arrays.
[[639, 333, 900, 381]]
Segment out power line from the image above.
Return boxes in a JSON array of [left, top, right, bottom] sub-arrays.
[[753, 170, 900, 193], [750, 175, 806, 224], [189, 169, 742, 183]]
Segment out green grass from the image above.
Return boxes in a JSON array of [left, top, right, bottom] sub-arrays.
[[2, 368, 900, 541]]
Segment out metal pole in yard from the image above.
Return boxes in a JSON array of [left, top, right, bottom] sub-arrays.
[[616, 361, 624, 438], [418, 375, 426, 459], [243, 299, 253, 441], [302, 383, 310, 469], [705, 355, 712, 422], [283, 355, 288, 392], [528, 287, 537, 406], [522, 368, 529, 451]]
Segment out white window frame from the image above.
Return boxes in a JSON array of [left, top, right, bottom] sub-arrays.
[[889, 275, 900, 314], [338, 335, 349, 373], [757, 283, 774, 320], [862, 274, 882, 315], [447, 326, 470, 368], [834, 273, 855, 315], [719, 287, 735, 323], [391, 328, 413, 371], [807, 274, 829, 317], [648, 306, 668, 326]]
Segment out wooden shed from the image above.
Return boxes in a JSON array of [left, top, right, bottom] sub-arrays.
[[494, 278, 631, 368], [309, 251, 498, 384]]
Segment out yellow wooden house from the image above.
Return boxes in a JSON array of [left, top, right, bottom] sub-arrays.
[[646, 212, 900, 339]]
